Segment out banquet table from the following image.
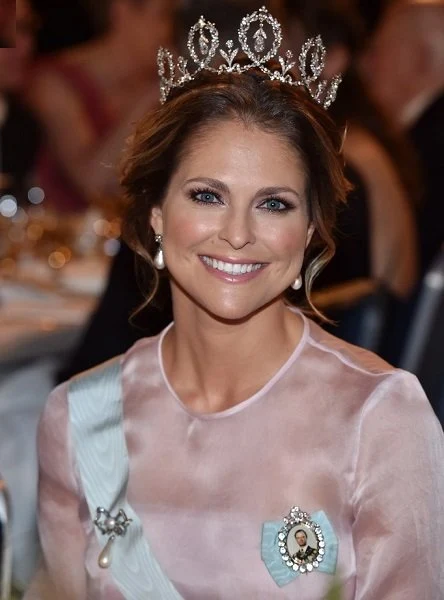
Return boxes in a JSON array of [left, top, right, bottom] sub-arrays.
[[0, 255, 109, 591]]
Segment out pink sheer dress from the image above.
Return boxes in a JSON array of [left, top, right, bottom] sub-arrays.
[[25, 314, 444, 599]]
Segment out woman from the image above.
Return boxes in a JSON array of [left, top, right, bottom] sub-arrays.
[[27, 0, 174, 212], [26, 8, 444, 599]]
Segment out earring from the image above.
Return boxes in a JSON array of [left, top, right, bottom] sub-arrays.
[[153, 234, 165, 270], [291, 275, 303, 290]]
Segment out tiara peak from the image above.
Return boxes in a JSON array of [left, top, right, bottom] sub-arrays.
[[157, 6, 342, 109]]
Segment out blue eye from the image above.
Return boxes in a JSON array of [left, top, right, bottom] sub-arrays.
[[192, 190, 220, 204], [261, 198, 291, 212]]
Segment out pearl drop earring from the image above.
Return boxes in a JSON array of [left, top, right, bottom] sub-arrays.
[[291, 275, 303, 290], [154, 234, 165, 270]]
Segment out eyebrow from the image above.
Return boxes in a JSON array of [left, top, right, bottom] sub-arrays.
[[256, 185, 301, 199], [185, 178, 302, 199], [185, 177, 229, 193]]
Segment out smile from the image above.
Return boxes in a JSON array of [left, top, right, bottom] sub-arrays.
[[201, 256, 265, 275]]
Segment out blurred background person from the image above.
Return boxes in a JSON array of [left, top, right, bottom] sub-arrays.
[[282, 0, 419, 347], [360, 0, 444, 405], [0, 0, 41, 202], [27, 0, 175, 214], [362, 0, 444, 277]]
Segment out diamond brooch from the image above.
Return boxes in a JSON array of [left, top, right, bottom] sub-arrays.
[[94, 507, 132, 569]]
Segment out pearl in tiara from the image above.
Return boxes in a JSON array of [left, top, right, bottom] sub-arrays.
[[157, 6, 342, 109]]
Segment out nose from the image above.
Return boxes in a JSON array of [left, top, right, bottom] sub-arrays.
[[217, 206, 256, 250]]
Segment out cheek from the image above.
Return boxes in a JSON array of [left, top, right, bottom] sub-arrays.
[[263, 220, 310, 257], [164, 211, 214, 250]]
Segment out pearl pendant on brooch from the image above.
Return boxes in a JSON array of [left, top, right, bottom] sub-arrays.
[[94, 507, 132, 569], [98, 535, 115, 568]]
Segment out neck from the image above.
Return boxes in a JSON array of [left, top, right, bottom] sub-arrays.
[[162, 298, 304, 414]]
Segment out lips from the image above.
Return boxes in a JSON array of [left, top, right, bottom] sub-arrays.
[[200, 255, 265, 275]]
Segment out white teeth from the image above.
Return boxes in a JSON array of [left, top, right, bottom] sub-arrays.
[[201, 256, 263, 275]]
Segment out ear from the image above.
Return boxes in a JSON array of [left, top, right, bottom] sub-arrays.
[[150, 205, 163, 235], [305, 222, 315, 249]]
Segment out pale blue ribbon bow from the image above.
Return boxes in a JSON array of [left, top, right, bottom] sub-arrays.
[[261, 510, 338, 587]]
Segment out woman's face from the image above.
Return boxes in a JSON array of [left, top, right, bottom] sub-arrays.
[[151, 119, 314, 322]]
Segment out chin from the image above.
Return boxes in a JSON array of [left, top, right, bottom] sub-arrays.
[[195, 294, 280, 325], [206, 305, 257, 324], [171, 277, 280, 323]]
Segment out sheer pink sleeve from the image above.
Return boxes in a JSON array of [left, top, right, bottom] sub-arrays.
[[24, 383, 87, 599], [352, 371, 444, 599]]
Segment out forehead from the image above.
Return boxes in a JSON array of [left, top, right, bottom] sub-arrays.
[[175, 119, 307, 185]]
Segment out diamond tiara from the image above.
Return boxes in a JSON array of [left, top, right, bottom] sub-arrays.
[[157, 6, 342, 109]]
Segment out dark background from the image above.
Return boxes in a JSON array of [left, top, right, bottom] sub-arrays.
[[30, 0, 391, 54]]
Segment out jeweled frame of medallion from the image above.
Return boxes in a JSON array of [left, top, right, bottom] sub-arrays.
[[277, 506, 326, 574]]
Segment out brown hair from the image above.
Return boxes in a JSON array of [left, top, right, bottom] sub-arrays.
[[120, 69, 350, 319]]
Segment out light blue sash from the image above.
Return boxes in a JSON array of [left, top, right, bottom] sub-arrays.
[[68, 357, 184, 600]]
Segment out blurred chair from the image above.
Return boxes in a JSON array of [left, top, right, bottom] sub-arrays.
[[0, 476, 12, 600], [399, 246, 444, 425]]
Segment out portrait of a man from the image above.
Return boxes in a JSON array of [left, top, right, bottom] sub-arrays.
[[290, 529, 317, 564]]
